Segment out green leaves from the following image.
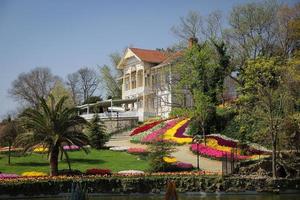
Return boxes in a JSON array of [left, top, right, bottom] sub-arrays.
[[86, 114, 107, 149], [17, 95, 89, 175]]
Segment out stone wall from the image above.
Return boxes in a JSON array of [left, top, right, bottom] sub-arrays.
[[102, 117, 138, 133]]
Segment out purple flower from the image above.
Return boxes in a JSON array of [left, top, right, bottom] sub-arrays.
[[142, 119, 179, 142], [63, 145, 80, 151], [0, 173, 19, 179], [175, 162, 193, 169]]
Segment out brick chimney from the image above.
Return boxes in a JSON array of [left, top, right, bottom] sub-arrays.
[[188, 37, 198, 48]]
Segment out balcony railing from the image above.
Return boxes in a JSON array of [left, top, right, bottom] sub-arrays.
[[80, 111, 139, 121], [123, 86, 153, 97]]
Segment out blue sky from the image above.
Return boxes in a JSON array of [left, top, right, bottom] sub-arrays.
[[0, 0, 298, 119]]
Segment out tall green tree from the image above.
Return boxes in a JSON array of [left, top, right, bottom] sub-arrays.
[[86, 114, 107, 149], [17, 95, 89, 176], [193, 91, 213, 145], [240, 57, 296, 178], [0, 116, 19, 165]]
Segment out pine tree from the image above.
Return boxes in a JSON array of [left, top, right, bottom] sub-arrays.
[[87, 114, 107, 149]]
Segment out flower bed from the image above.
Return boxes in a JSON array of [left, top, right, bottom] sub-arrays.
[[0, 173, 19, 179], [191, 143, 251, 160], [63, 145, 80, 151], [206, 138, 236, 153], [207, 134, 238, 148], [130, 121, 165, 143], [163, 156, 177, 163], [206, 134, 271, 155], [33, 146, 48, 153], [127, 147, 148, 155], [130, 120, 164, 136], [162, 118, 192, 144], [174, 162, 193, 170], [21, 171, 48, 177], [86, 168, 112, 176], [142, 119, 179, 143]]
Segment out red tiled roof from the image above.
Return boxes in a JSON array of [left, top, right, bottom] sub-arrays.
[[129, 48, 167, 64]]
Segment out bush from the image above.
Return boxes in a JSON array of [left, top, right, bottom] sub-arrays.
[[58, 169, 83, 176], [148, 140, 176, 172], [86, 114, 108, 149], [85, 168, 112, 176]]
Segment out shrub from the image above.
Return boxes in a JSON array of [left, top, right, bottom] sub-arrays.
[[148, 140, 176, 172], [86, 114, 108, 149], [58, 169, 83, 176], [85, 168, 112, 176]]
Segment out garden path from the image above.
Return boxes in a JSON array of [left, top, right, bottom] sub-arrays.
[[106, 131, 222, 172]]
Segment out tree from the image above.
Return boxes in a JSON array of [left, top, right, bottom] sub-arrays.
[[241, 57, 296, 178], [99, 65, 122, 99], [172, 41, 221, 106], [66, 73, 82, 105], [17, 95, 89, 176], [171, 10, 202, 41], [48, 80, 75, 107], [83, 96, 102, 105], [67, 67, 100, 104], [275, 3, 300, 57], [193, 91, 213, 145], [86, 114, 107, 149], [148, 140, 176, 172], [99, 52, 123, 99], [9, 67, 59, 107], [77, 67, 100, 103], [0, 116, 19, 165]]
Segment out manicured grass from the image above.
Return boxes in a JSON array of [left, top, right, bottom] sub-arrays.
[[0, 149, 149, 175]]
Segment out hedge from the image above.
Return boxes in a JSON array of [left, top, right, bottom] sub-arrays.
[[0, 175, 300, 196]]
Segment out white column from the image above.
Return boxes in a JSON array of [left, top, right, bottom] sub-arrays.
[[129, 69, 132, 90]]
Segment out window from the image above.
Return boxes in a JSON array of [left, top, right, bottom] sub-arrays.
[[125, 77, 130, 90]]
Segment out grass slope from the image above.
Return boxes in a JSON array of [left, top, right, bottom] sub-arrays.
[[0, 149, 149, 175]]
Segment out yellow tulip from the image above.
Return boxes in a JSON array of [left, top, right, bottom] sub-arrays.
[[163, 156, 177, 163]]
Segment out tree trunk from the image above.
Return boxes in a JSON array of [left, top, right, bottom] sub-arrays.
[[201, 121, 206, 146], [272, 134, 277, 179], [8, 143, 11, 165], [64, 151, 72, 171], [49, 146, 59, 176]]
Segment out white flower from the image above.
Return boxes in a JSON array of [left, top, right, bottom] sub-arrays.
[[118, 170, 145, 175], [109, 146, 129, 151]]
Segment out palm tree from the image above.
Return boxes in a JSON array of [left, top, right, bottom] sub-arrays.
[[17, 95, 89, 176], [0, 116, 19, 165]]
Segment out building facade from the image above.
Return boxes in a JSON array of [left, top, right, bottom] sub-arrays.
[[117, 47, 177, 121]]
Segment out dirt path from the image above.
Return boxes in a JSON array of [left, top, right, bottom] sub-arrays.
[[106, 131, 222, 172]]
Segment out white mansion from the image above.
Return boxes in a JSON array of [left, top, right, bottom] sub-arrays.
[[117, 47, 178, 121], [79, 41, 237, 122]]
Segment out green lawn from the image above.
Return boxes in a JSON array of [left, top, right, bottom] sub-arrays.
[[0, 149, 149, 175]]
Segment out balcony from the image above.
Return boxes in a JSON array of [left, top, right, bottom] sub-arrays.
[[123, 86, 153, 98]]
